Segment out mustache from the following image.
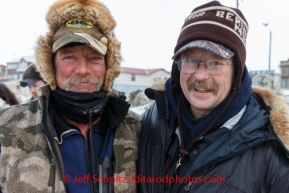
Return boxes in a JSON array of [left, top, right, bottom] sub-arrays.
[[188, 79, 218, 94], [65, 76, 101, 91]]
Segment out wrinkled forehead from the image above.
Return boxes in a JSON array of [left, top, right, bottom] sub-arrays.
[[54, 44, 106, 61]]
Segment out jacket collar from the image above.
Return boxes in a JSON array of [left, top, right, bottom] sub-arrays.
[[172, 93, 281, 191], [147, 80, 289, 151], [38, 85, 130, 139]]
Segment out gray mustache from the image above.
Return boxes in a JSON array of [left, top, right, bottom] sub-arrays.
[[188, 79, 218, 94], [65, 76, 101, 91]]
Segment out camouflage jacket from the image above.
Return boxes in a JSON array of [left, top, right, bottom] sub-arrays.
[[0, 85, 141, 193]]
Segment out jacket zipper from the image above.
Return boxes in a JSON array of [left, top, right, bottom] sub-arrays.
[[88, 109, 99, 193], [82, 135, 94, 193], [46, 108, 67, 191], [185, 182, 192, 191], [174, 139, 274, 192], [99, 161, 103, 193], [48, 158, 55, 193]]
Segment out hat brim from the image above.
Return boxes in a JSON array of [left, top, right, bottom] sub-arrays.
[[172, 40, 234, 60], [20, 79, 38, 87], [52, 33, 107, 55]]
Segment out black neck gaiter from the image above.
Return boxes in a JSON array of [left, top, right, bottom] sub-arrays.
[[51, 87, 108, 123]]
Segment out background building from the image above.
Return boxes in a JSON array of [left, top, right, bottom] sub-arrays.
[[113, 67, 170, 96], [279, 59, 289, 103], [5, 56, 35, 80], [0, 64, 6, 80], [280, 59, 289, 89]]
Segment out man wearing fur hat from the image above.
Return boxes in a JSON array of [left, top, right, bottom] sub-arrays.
[[138, 1, 289, 193], [0, 0, 141, 192]]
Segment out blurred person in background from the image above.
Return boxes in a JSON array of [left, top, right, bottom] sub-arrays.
[[20, 63, 46, 100], [0, 83, 19, 108]]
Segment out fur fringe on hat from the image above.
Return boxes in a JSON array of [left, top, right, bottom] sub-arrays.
[[35, 0, 121, 94]]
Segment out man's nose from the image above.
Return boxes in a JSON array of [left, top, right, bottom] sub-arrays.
[[194, 63, 210, 80], [29, 86, 36, 93], [75, 58, 91, 75]]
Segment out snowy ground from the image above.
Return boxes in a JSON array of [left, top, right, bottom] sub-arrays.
[[129, 101, 154, 117]]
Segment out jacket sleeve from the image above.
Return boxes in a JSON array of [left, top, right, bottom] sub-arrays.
[[138, 102, 166, 193], [269, 161, 289, 193], [268, 158, 289, 192]]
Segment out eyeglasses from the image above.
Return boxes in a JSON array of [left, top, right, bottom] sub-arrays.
[[176, 58, 232, 75]]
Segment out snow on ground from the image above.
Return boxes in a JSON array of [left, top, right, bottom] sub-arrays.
[[129, 101, 154, 117]]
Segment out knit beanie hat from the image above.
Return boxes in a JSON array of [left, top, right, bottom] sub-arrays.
[[35, 0, 121, 94], [171, 0, 248, 89]]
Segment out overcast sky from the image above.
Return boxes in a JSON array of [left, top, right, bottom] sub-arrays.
[[0, 0, 288, 74]]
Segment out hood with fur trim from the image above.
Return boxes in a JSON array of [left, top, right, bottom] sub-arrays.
[[35, 0, 121, 94], [147, 79, 289, 152], [253, 86, 289, 151]]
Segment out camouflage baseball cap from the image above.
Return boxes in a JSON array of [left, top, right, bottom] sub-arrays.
[[52, 18, 108, 55], [172, 40, 234, 59]]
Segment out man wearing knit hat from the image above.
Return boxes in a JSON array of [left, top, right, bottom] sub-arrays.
[[20, 63, 46, 100], [138, 1, 289, 193], [0, 0, 141, 192]]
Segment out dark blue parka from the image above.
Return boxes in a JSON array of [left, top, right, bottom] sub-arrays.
[[138, 86, 289, 193]]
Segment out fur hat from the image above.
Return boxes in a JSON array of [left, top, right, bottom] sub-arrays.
[[35, 0, 121, 94], [20, 63, 44, 87], [171, 0, 248, 89]]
